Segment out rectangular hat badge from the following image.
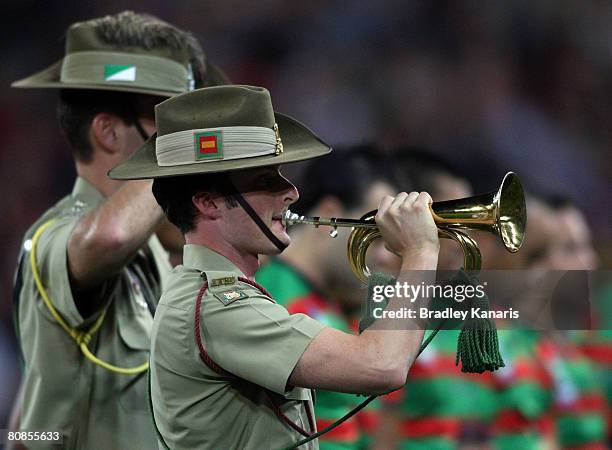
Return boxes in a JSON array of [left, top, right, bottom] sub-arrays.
[[195, 131, 223, 160], [104, 64, 136, 81]]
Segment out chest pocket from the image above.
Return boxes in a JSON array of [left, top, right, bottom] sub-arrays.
[[117, 309, 151, 351], [115, 274, 154, 413], [116, 272, 154, 351]]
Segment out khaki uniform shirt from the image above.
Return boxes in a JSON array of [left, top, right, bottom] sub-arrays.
[[150, 245, 326, 450], [16, 177, 171, 450]]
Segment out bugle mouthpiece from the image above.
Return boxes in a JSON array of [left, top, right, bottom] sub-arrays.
[[282, 210, 303, 227]]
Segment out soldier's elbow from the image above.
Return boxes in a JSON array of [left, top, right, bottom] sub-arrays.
[[75, 218, 128, 255], [382, 366, 408, 393], [365, 360, 407, 394]]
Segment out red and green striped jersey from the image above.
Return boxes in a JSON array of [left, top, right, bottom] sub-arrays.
[[573, 330, 612, 444], [492, 330, 555, 450], [572, 284, 612, 442], [384, 330, 497, 450], [540, 337, 609, 449], [256, 258, 376, 450]]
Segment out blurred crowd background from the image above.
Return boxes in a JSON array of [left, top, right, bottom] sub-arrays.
[[1, 0, 611, 448]]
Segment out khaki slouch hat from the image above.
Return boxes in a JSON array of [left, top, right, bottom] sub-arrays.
[[109, 85, 331, 179], [12, 12, 228, 96]]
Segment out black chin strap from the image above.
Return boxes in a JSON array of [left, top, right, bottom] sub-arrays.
[[226, 181, 288, 253], [127, 101, 150, 142], [134, 119, 150, 142]]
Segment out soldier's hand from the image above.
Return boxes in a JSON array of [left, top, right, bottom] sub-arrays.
[[375, 192, 439, 260]]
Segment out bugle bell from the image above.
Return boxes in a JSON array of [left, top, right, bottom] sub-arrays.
[[283, 172, 526, 283]]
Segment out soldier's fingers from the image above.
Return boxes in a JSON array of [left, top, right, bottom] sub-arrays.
[[413, 191, 433, 209], [377, 195, 395, 214], [399, 191, 420, 210], [389, 192, 410, 211], [387, 192, 408, 214]]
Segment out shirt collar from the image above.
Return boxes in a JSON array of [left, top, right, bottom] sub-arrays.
[[183, 244, 247, 278], [71, 177, 104, 206]]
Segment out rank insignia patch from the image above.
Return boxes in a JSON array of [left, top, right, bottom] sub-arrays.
[[195, 131, 223, 160], [213, 289, 248, 306]]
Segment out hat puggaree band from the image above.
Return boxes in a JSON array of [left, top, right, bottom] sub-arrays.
[[60, 51, 191, 93], [156, 126, 282, 166], [12, 13, 229, 96], [109, 85, 332, 179]]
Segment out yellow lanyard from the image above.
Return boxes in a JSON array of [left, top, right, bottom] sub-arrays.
[[29, 220, 149, 375]]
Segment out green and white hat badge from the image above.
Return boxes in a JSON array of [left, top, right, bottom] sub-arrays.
[[109, 85, 332, 179], [12, 15, 228, 97]]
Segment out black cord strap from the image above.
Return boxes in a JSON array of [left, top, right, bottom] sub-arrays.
[[133, 119, 150, 142], [276, 323, 446, 450], [226, 180, 288, 252]]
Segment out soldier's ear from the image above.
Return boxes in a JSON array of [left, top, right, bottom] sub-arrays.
[[90, 113, 122, 155], [192, 192, 222, 220]]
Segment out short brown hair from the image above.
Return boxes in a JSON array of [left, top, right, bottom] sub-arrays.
[[152, 174, 238, 234], [91, 11, 208, 87]]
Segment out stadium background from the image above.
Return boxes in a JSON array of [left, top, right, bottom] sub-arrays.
[[0, 0, 610, 435]]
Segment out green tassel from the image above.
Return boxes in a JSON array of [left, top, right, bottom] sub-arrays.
[[360, 271, 505, 374], [454, 271, 505, 373]]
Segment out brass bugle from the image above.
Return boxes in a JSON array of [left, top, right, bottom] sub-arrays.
[[283, 172, 526, 282]]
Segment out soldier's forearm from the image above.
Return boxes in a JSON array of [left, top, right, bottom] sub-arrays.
[[364, 252, 437, 371], [289, 254, 436, 395], [68, 180, 164, 289]]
